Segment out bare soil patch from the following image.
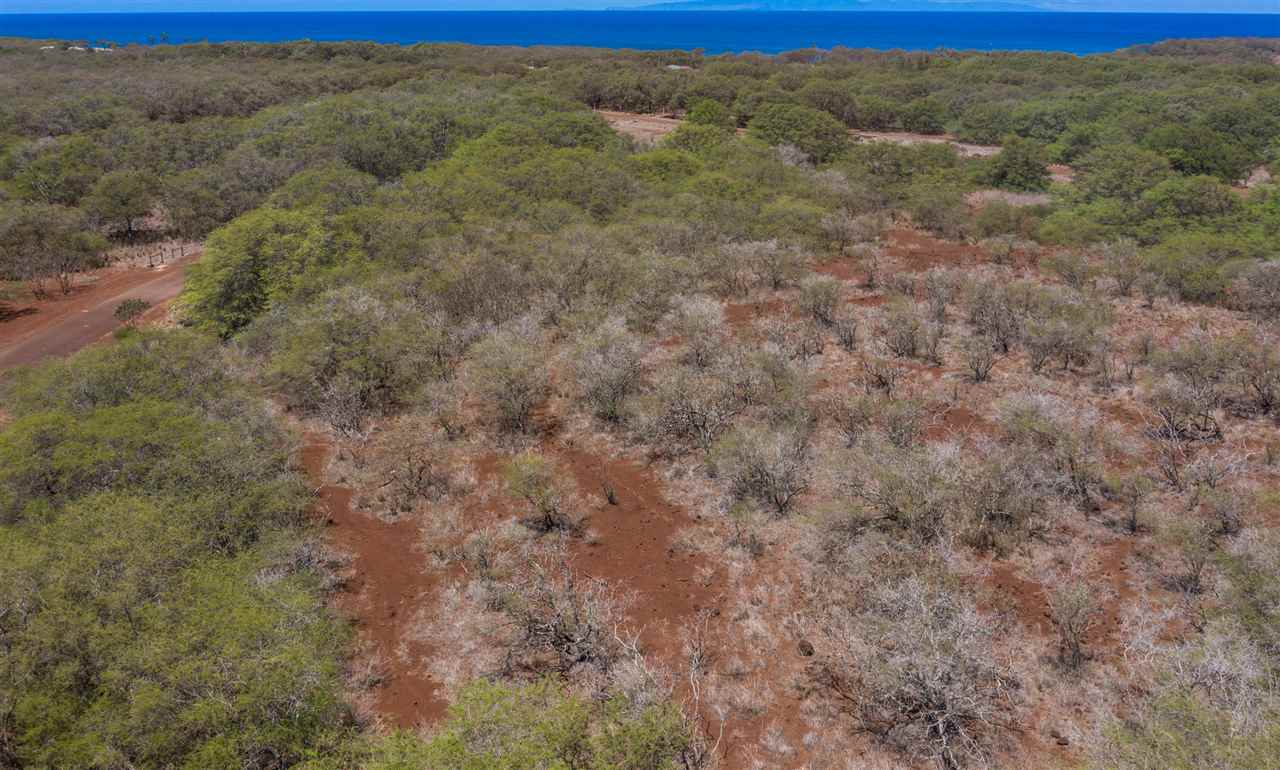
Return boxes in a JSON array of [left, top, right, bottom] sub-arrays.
[[596, 110, 683, 143], [886, 227, 984, 271], [301, 433, 450, 729]]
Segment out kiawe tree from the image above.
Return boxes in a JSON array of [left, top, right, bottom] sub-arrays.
[[747, 103, 849, 164], [182, 206, 363, 337], [983, 135, 1051, 192], [0, 200, 105, 296], [83, 168, 157, 236]]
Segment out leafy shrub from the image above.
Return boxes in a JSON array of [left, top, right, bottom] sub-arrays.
[[262, 285, 444, 434], [747, 103, 849, 164], [183, 206, 364, 336], [382, 678, 694, 770], [982, 135, 1050, 192]]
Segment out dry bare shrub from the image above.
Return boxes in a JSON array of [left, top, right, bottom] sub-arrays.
[[961, 445, 1054, 551], [962, 335, 999, 383], [818, 576, 1019, 770], [922, 320, 946, 367], [1135, 271, 1168, 309], [884, 272, 918, 300], [821, 211, 887, 256], [881, 397, 928, 450], [1145, 374, 1223, 446], [1230, 260, 1280, 319], [1043, 250, 1094, 291], [469, 321, 550, 434], [966, 279, 1023, 354], [1184, 447, 1245, 504], [878, 302, 925, 359], [860, 355, 907, 398], [1023, 314, 1099, 374], [1164, 620, 1277, 731], [734, 239, 805, 291], [758, 317, 825, 362], [315, 373, 369, 438], [1155, 333, 1237, 417], [852, 242, 884, 289], [1200, 486, 1254, 537], [823, 392, 875, 448], [1156, 510, 1218, 594], [645, 365, 746, 454], [713, 421, 814, 516], [798, 274, 843, 326], [422, 379, 467, 440], [374, 418, 452, 515], [626, 250, 698, 331], [833, 314, 858, 352], [502, 451, 581, 534], [842, 442, 964, 545], [666, 294, 726, 369], [1098, 238, 1142, 296], [493, 548, 626, 680], [980, 235, 1017, 267], [922, 268, 960, 325], [1042, 554, 1110, 672], [1232, 336, 1280, 416], [1101, 610, 1280, 770], [997, 393, 1105, 510], [1107, 473, 1155, 534], [573, 316, 645, 423], [705, 241, 755, 298]]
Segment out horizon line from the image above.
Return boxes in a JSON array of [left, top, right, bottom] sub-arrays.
[[4, 7, 1279, 13]]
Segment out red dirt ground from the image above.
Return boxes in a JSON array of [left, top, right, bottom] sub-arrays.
[[725, 296, 788, 329], [886, 228, 985, 272], [301, 433, 451, 729], [0, 254, 196, 370], [557, 444, 724, 661]]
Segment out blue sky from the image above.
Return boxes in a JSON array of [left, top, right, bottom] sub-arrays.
[[2, 0, 1276, 11]]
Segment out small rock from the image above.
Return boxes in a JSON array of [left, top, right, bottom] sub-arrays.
[[797, 639, 815, 657]]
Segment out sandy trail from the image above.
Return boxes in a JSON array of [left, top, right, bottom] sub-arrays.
[[597, 108, 1012, 158], [0, 254, 196, 370]]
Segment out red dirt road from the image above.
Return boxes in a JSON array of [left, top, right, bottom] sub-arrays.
[[0, 255, 194, 371]]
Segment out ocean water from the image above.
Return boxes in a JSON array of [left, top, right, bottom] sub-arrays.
[[0, 11, 1276, 55]]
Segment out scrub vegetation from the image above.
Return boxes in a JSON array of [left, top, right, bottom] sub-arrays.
[[1, 34, 1279, 769]]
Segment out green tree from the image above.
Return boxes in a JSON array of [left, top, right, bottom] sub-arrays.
[[10, 135, 105, 205], [747, 103, 849, 164], [0, 200, 105, 295], [983, 135, 1051, 192], [182, 206, 363, 336], [394, 679, 691, 770], [685, 98, 735, 130], [1144, 124, 1255, 183], [1075, 144, 1174, 203], [84, 168, 157, 236]]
